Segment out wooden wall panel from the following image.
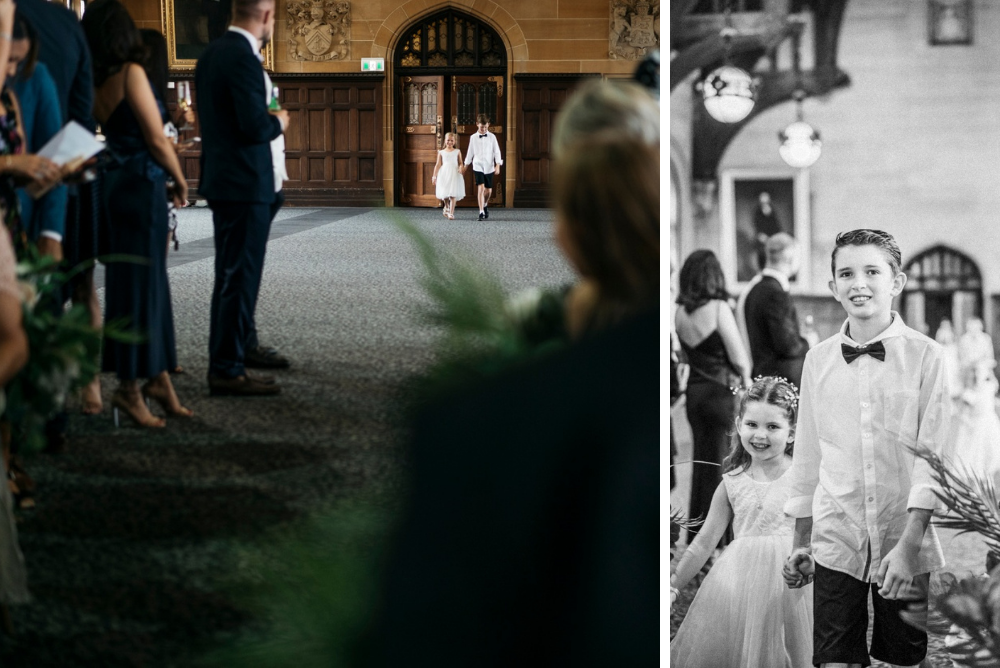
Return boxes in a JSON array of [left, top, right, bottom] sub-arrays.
[[174, 73, 384, 207], [513, 74, 597, 207]]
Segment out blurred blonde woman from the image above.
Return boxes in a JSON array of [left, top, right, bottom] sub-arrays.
[[550, 79, 659, 337]]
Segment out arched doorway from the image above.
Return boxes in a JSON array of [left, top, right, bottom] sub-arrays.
[[395, 10, 507, 208], [900, 245, 982, 339]]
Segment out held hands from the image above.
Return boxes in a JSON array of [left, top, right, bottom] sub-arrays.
[[783, 548, 815, 589], [270, 109, 290, 132]]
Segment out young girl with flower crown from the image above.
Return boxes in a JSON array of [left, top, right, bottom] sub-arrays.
[[670, 376, 813, 668]]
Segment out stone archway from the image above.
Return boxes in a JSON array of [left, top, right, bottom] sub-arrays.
[[369, 2, 528, 206]]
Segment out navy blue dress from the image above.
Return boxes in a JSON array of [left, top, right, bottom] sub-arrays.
[[101, 98, 177, 380]]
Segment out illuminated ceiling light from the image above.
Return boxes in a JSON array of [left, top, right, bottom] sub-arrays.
[[779, 91, 822, 168]]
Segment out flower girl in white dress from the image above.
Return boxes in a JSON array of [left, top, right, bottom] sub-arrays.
[[432, 132, 466, 219], [671, 376, 813, 668]]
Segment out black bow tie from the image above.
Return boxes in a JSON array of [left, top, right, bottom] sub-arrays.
[[841, 340, 886, 364], [478, 134, 487, 138]]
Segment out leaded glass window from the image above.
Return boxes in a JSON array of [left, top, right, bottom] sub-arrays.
[[396, 10, 506, 70], [421, 83, 438, 125], [478, 83, 498, 125], [407, 83, 421, 124], [457, 83, 476, 124]]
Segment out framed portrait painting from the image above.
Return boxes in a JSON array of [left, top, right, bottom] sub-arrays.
[[929, 0, 973, 46], [719, 169, 811, 290], [161, 0, 275, 71]]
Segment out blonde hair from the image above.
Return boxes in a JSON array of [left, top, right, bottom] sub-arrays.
[[443, 132, 458, 145], [552, 79, 659, 158], [553, 131, 659, 334]]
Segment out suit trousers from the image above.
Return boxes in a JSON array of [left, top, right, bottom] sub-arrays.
[[208, 199, 272, 378], [246, 189, 284, 351]]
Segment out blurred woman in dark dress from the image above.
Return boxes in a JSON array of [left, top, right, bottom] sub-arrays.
[[674, 250, 751, 538], [82, 0, 191, 427]]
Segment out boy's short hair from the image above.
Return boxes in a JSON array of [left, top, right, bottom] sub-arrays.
[[831, 229, 902, 276], [476, 113, 490, 125]]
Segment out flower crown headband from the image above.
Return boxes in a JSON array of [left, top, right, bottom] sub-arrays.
[[732, 375, 799, 409]]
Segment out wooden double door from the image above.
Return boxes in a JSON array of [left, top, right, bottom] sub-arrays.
[[398, 74, 505, 208]]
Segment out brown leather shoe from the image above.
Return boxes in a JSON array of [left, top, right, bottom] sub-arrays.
[[246, 371, 276, 385], [245, 346, 291, 369], [208, 374, 281, 396]]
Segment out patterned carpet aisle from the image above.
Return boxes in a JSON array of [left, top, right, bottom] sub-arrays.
[[0, 208, 574, 667]]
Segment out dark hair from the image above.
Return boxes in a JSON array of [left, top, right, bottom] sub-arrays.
[[12, 9, 39, 80], [81, 0, 146, 87], [552, 132, 659, 331], [831, 229, 902, 276], [140, 29, 169, 107], [476, 113, 490, 125], [676, 249, 729, 313], [722, 376, 798, 474]]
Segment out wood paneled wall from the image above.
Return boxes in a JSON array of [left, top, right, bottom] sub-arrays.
[[172, 74, 384, 206], [513, 74, 597, 208]]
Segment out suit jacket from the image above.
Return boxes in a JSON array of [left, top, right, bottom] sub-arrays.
[[195, 31, 282, 203], [16, 0, 93, 130], [365, 309, 658, 667], [13, 63, 68, 239], [743, 274, 809, 387]]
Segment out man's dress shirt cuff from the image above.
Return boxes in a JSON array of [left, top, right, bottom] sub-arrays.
[[907, 483, 941, 511], [783, 494, 814, 518]]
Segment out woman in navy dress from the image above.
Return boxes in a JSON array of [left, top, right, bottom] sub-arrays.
[[82, 0, 191, 427]]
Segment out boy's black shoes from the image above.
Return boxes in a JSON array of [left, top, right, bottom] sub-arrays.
[[478, 212, 485, 221], [484, 207, 489, 219]]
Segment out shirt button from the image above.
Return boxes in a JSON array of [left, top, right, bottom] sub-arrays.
[[862, 402, 869, 408], [868, 496, 874, 502], [866, 464, 872, 469]]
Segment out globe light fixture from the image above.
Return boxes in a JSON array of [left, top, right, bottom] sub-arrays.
[[779, 92, 822, 168], [702, 64, 756, 123], [700, 24, 757, 124]]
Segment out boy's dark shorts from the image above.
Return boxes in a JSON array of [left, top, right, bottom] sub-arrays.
[[473, 170, 494, 188], [813, 562, 928, 667]]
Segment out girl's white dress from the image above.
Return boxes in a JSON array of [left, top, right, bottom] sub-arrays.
[[435, 149, 465, 201], [671, 468, 812, 668]]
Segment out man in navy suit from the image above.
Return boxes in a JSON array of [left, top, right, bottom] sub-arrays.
[[196, 0, 288, 395]]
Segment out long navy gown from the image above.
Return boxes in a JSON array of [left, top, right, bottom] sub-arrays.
[[101, 97, 178, 379]]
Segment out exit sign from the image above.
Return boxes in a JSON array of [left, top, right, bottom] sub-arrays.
[[361, 58, 385, 72]]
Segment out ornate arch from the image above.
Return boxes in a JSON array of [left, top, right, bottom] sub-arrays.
[[371, 1, 527, 63]]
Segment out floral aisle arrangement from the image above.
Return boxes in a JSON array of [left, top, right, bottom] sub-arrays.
[[905, 447, 1000, 667], [393, 217, 569, 402], [2, 249, 136, 455]]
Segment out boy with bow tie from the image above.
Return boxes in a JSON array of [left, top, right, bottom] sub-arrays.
[[782, 229, 950, 668], [464, 113, 502, 221]]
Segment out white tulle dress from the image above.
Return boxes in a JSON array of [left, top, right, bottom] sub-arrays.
[[671, 468, 812, 668], [435, 149, 465, 201]]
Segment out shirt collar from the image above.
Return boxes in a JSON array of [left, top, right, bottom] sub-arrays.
[[760, 268, 790, 292], [839, 311, 906, 347], [228, 26, 263, 60]]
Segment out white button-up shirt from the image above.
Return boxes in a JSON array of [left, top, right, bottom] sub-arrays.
[[784, 312, 949, 581], [464, 130, 503, 173], [228, 26, 286, 192]]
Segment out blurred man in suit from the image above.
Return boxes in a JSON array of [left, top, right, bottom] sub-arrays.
[[196, 0, 287, 395], [736, 232, 810, 388]]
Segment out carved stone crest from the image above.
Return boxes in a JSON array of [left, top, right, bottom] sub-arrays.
[[609, 0, 660, 60], [288, 1, 351, 61]]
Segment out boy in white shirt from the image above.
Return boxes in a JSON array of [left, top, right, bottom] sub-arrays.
[[463, 113, 502, 221], [783, 229, 949, 668]]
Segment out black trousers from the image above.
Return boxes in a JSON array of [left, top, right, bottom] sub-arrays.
[[207, 198, 273, 378], [684, 379, 736, 540], [246, 190, 284, 351]]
